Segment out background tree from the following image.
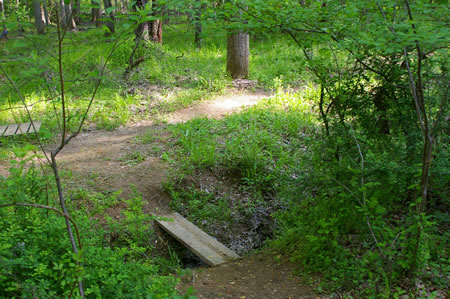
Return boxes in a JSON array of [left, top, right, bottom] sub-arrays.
[[226, 31, 249, 78], [42, 0, 50, 25], [134, 0, 151, 40], [226, 4, 249, 79], [193, 0, 206, 48], [32, 0, 45, 34], [91, 0, 102, 27], [103, 0, 115, 34]]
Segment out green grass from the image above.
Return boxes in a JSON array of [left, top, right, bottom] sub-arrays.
[[119, 150, 146, 166], [0, 22, 308, 131], [162, 86, 319, 230]]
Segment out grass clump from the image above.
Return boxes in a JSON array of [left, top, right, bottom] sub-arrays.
[[162, 86, 318, 251]]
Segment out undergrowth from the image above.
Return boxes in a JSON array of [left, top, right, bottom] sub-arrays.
[[161, 85, 449, 297], [0, 23, 306, 141], [0, 155, 179, 298]]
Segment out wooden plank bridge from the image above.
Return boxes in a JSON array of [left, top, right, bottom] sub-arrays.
[[0, 122, 41, 137], [156, 213, 240, 266]]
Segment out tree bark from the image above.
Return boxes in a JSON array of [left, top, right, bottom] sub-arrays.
[[150, 19, 162, 43], [43, 0, 50, 25], [0, 0, 4, 13], [33, 0, 45, 34], [64, 2, 77, 30], [134, 0, 150, 41], [91, 0, 102, 27], [226, 32, 249, 79], [103, 0, 115, 35], [149, 0, 162, 44], [194, 0, 204, 48], [73, 0, 81, 23]]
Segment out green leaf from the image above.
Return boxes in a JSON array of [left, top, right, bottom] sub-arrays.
[[105, 7, 116, 14]]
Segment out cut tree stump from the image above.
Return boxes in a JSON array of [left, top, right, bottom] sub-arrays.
[[156, 212, 240, 266], [0, 122, 41, 137]]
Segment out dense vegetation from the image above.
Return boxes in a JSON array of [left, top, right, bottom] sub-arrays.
[[0, 0, 448, 298]]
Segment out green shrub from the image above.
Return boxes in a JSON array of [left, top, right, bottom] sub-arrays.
[[0, 163, 177, 298]]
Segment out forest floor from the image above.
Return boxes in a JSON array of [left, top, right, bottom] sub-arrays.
[[57, 89, 269, 215], [0, 88, 323, 298]]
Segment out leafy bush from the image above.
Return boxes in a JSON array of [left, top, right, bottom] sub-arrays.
[[0, 162, 177, 298], [164, 83, 448, 296]]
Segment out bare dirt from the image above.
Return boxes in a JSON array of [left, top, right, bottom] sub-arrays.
[[1, 88, 322, 298], [177, 253, 322, 299]]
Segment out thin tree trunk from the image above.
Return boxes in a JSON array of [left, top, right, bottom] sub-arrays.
[[65, 2, 76, 30], [226, 32, 249, 79], [194, 0, 204, 49], [91, 0, 102, 27], [73, 0, 81, 23], [33, 0, 45, 34], [103, 0, 115, 34], [0, 0, 4, 13], [43, 0, 50, 25]]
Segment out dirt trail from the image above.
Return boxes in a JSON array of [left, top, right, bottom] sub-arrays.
[[2, 89, 321, 298], [177, 253, 320, 298], [56, 90, 268, 212]]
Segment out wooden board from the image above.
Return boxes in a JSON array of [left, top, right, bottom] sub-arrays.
[[0, 125, 7, 136], [27, 122, 41, 134], [156, 213, 240, 266], [3, 124, 18, 136], [0, 122, 41, 137], [17, 122, 31, 134]]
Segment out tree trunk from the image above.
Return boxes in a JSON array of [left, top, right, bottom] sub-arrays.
[[60, 0, 66, 26], [150, 19, 162, 43], [91, 0, 102, 27], [149, 0, 162, 44], [136, 21, 150, 41], [134, 0, 150, 41], [226, 32, 249, 79], [0, 0, 4, 13], [64, 2, 77, 30], [194, 0, 204, 48], [43, 0, 50, 25], [73, 0, 81, 23], [103, 0, 115, 35], [33, 0, 45, 34]]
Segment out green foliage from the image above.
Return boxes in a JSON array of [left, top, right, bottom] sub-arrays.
[[167, 85, 316, 187], [1, 1, 448, 297], [166, 184, 233, 225], [164, 80, 448, 296], [163, 86, 316, 227], [0, 162, 177, 297]]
